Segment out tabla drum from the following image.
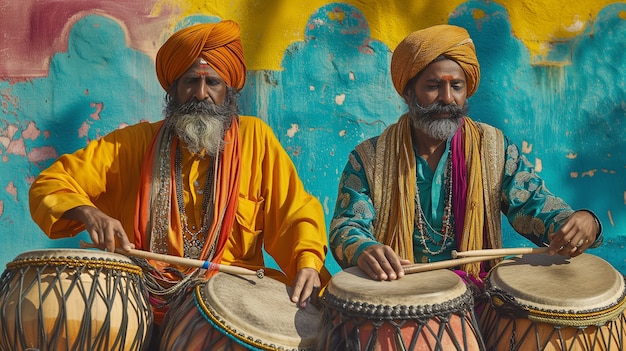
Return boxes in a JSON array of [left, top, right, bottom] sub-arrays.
[[319, 266, 485, 351], [479, 253, 626, 351], [158, 271, 322, 350], [0, 249, 153, 351]]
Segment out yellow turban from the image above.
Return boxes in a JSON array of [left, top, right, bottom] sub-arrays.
[[390, 25, 480, 97], [156, 20, 247, 92]]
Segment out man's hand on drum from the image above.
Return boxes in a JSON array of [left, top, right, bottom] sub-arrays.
[[548, 211, 599, 257], [62, 205, 135, 253], [291, 267, 321, 308], [357, 244, 412, 281]]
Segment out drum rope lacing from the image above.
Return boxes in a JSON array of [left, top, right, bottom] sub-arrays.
[[0, 254, 152, 351]]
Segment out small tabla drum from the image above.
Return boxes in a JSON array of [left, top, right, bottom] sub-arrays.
[[0, 249, 153, 351], [479, 253, 626, 351], [319, 266, 485, 351], [158, 271, 322, 350]]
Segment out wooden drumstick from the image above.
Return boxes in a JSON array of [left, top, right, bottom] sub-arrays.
[[79, 240, 264, 278], [451, 247, 549, 258], [402, 255, 503, 274]]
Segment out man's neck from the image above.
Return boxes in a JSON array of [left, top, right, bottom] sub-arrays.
[[411, 126, 447, 171]]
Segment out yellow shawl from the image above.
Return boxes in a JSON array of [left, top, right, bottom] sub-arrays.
[[355, 115, 504, 277]]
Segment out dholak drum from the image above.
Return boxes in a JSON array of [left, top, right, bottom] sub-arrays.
[[159, 271, 322, 350], [479, 253, 626, 351], [319, 266, 484, 351], [0, 249, 153, 351]]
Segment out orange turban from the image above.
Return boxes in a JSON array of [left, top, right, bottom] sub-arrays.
[[390, 24, 480, 97], [156, 20, 247, 92]]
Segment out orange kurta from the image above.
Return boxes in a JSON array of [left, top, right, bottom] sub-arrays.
[[29, 116, 328, 282]]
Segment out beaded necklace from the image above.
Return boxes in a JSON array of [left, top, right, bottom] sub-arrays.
[[174, 146, 216, 259], [414, 151, 454, 255]]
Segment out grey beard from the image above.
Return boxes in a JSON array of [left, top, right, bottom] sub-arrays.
[[407, 94, 467, 140], [164, 91, 239, 156]]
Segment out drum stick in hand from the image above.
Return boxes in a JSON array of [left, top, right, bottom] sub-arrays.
[[79, 240, 263, 278], [451, 246, 549, 258], [402, 255, 503, 274]]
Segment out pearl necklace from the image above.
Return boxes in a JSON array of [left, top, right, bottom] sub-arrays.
[[414, 152, 454, 255], [174, 146, 216, 259]]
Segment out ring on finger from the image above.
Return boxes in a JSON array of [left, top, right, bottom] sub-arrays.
[[576, 238, 585, 247]]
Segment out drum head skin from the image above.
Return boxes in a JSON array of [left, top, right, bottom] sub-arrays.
[[488, 253, 625, 313], [328, 266, 468, 307], [197, 272, 321, 350]]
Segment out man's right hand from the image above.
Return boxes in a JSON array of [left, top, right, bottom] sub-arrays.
[[62, 205, 134, 253], [357, 244, 411, 281]]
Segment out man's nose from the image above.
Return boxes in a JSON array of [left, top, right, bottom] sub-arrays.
[[439, 86, 454, 105], [193, 81, 211, 102]]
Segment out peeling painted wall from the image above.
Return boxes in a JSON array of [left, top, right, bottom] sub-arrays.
[[1, 0, 625, 276]]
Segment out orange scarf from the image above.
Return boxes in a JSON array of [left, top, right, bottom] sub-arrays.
[[134, 116, 240, 276]]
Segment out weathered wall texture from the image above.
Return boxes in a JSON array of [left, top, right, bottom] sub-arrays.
[[1, 0, 624, 275]]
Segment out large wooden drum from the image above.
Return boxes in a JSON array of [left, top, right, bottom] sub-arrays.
[[0, 249, 153, 351], [479, 253, 626, 351], [319, 266, 485, 351], [159, 271, 322, 350]]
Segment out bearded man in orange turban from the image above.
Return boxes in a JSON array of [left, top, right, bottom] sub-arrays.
[[29, 20, 329, 346], [330, 25, 602, 283]]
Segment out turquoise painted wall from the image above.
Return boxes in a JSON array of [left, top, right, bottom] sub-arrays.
[[1, 1, 625, 276]]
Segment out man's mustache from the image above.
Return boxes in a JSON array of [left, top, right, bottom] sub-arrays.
[[418, 102, 465, 117]]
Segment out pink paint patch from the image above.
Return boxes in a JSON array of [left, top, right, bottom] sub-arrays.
[[28, 146, 58, 163], [26, 175, 35, 185], [3, 124, 18, 139], [44, 130, 50, 139], [78, 121, 90, 138], [6, 138, 26, 156], [90, 102, 103, 120], [22, 121, 41, 140], [0, 136, 9, 148], [0, 200, 3, 216], [5, 181, 17, 202]]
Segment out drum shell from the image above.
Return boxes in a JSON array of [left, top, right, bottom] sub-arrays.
[[320, 266, 484, 351], [159, 271, 322, 351], [479, 253, 626, 351], [0, 249, 153, 351]]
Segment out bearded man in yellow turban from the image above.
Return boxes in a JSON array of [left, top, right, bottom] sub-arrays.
[[329, 25, 602, 284], [29, 20, 329, 337]]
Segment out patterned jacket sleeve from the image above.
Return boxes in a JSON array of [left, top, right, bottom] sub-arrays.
[[329, 150, 381, 268]]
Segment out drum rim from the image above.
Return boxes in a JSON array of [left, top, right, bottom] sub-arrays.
[[324, 266, 474, 319], [6, 249, 142, 275], [322, 286, 474, 320]]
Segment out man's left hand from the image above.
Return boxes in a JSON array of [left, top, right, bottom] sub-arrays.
[[548, 211, 599, 257]]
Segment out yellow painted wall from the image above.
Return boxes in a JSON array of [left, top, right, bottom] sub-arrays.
[[150, 0, 620, 69]]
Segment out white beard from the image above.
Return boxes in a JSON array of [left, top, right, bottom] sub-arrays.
[[173, 114, 227, 156], [410, 116, 462, 140]]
